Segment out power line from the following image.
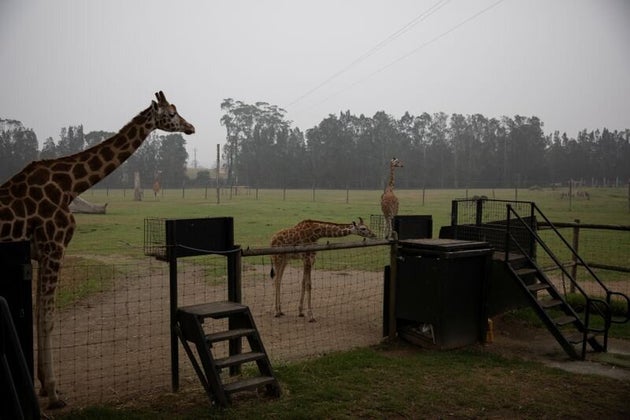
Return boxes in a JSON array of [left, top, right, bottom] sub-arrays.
[[287, 0, 452, 108], [297, 0, 507, 113]]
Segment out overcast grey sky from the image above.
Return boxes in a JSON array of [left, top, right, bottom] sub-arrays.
[[1, 0, 629, 167]]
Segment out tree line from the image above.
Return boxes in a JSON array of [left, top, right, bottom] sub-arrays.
[[221, 100, 630, 189], [2, 103, 629, 190]]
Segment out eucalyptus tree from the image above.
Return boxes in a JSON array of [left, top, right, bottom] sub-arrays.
[[0, 123, 38, 182], [56, 125, 85, 156], [40, 137, 57, 160], [157, 133, 189, 188], [424, 112, 451, 188], [306, 113, 355, 188], [220, 99, 293, 187], [241, 102, 291, 187], [220, 98, 258, 185], [342, 113, 378, 188]]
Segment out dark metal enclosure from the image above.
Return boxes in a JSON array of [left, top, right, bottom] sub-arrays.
[[394, 239, 492, 349]]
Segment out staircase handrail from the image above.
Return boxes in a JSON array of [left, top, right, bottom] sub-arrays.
[[507, 203, 611, 297], [505, 204, 594, 299], [505, 206, 612, 349], [584, 297, 612, 353]]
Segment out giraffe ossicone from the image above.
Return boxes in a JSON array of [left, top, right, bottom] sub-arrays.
[[0, 91, 194, 409], [269, 218, 376, 322]]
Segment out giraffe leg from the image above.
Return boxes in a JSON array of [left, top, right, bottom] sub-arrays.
[[383, 217, 391, 239], [299, 253, 316, 322], [272, 258, 286, 317], [36, 253, 66, 409]]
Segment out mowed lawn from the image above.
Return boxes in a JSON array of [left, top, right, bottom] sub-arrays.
[[70, 186, 630, 256]]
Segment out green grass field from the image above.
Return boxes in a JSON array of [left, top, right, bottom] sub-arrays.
[[72, 186, 630, 256]]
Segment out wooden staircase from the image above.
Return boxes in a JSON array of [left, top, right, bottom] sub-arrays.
[[175, 301, 281, 407]]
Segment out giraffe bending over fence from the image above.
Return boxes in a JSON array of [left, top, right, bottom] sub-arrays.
[[381, 157, 403, 239], [270, 218, 376, 322], [0, 91, 194, 408]]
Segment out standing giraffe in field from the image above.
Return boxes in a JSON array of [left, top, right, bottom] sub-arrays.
[[152, 171, 162, 199], [381, 157, 403, 239], [270, 218, 376, 322], [0, 91, 194, 408]]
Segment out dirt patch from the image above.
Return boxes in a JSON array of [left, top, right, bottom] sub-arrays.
[[42, 260, 384, 409], [39, 258, 630, 413], [481, 314, 630, 380]]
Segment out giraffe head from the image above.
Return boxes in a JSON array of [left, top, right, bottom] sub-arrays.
[[352, 217, 377, 239], [390, 157, 403, 168], [151, 91, 195, 135]]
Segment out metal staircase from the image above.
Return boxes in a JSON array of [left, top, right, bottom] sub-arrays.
[[448, 198, 630, 360], [175, 301, 281, 407], [502, 202, 630, 359], [503, 251, 607, 358]]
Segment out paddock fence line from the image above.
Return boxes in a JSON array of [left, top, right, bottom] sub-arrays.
[[33, 239, 391, 408], [450, 198, 630, 297], [536, 221, 630, 297], [26, 210, 630, 409]]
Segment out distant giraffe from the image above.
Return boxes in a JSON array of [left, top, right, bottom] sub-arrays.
[[152, 171, 162, 199], [381, 157, 403, 239], [270, 218, 376, 322], [0, 91, 194, 408]]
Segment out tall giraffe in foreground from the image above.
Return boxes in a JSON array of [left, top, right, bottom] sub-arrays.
[[270, 219, 376, 322], [381, 157, 403, 239], [0, 91, 194, 408]]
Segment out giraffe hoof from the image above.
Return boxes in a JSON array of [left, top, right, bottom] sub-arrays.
[[308, 318, 317, 323], [274, 312, 284, 318], [298, 313, 304, 317]]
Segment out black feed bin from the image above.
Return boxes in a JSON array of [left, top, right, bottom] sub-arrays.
[[395, 239, 492, 350], [394, 215, 433, 240]]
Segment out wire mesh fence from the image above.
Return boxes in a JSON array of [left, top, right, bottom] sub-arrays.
[[450, 198, 630, 298], [26, 201, 630, 408], [46, 244, 388, 407]]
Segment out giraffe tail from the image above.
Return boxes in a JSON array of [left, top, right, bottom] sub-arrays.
[[270, 266, 276, 279]]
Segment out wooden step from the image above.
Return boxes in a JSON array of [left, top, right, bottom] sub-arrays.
[[554, 315, 577, 326], [223, 376, 278, 395], [179, 301, 249, 319], [515, 268, 537, 277], [567, 333, 588, 345], [206, 328, 256, 344], [539, 299, 563, 309], [527, 282, 550, 292], [215, 352, 266, 369]]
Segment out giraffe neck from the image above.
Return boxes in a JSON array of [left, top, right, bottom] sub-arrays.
[[388, 165, 396, 189], [58, 105, 156, 196], [300, 220, 353, 242]]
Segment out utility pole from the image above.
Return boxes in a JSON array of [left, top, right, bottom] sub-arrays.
[[216, 144, 220, 204]]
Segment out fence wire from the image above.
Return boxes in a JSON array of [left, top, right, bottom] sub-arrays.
[[34, 216, 630, 408], [44, 245, 388, 407]]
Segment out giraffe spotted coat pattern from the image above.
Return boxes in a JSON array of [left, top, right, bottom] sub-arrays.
[[381, 157, 403, 240], [0, 91, 194, 408], [269, 218, 376, 322]]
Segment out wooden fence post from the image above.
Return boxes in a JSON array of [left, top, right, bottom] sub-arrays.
[[388, 242, 397, 340], [570, 219, 580, 293], [216, 144, 220, 204]]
